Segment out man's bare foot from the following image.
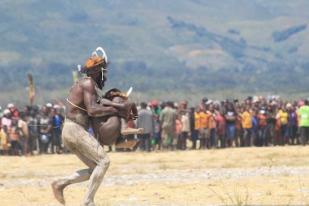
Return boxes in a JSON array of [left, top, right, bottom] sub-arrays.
[[84, 200, 96, 206], [121, 128, 144, 135], [51, 181, 66, 205], [136, 128, 144, 134]]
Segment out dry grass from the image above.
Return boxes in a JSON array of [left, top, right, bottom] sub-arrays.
[[0, 146, 309, 206]]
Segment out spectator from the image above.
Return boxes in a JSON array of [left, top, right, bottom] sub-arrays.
[[8, 103, 19, 119], [257, 108, 267, 146], [207, 104, 217, 148], [27, 106, 40, 155], [196, 105, 209, 149], [251, 109, 259, 146], [190, 107, 198, 150], [1, 109, 12, 129], [18, 112, 29, 155], [51, 106, 64, 154], [225, 103, 237, 147], [38, 106, 52, 154], [160, 101, 177, 150], [0, 125, 10, 155], [240, 105, 253, 146], [175, 114, 183, 150], [276, 106, 289, 145], [287, 103, 298, 145], [136, 102, 154, 152], [8, 118, 22, 155], [179, 109, 190, 150], [215, 109, 226, 148], [150, 100, 161, 150], [266, 105, 276, 146], [298, 99, 309, 145]]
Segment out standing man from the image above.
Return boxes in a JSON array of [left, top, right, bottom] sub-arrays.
[[51, 47, 135, 206], [136, 102, 154, 152], [38, 105, 52, 154], [298, 99, 309, 145], [27, 106, 39, 155], [240, 105, 253, 147], [179, 110, 190, 150], [51, 106, 64, 154], [160, 101, 177, 150]]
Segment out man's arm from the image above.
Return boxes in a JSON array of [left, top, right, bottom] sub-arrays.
[[100, 98, 138, 120], [100, 98, 127, 109], [82, 80, 119, 117]]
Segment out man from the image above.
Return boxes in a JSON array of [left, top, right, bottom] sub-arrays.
[[196, 106, 209, 149], [51, 48, 135, 206], [207, 104, 217, 148], [276, 105, 289, 145], [224, 103, 237, 147], [160, 101, 177, 150], [1, 109, 12, 129], [136, 102, 154, 152], [177, 101, 190, 150], [287, 103, 298, 145], [51, 106, 64, 154], [240, 105, 253, 147], [257, 108, 267, 146], [27, 106, 39, 155], [38, 105, 52, 154], [18, 112, 29, 155], [298, 99, 309, 145]]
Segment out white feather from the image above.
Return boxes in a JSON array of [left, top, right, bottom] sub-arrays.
[[126, 86, 133, 97], [96, 47, 108, 63], [77, 64, 82, 71]]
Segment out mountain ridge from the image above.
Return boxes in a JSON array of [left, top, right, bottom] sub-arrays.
[[0, 0, 309, 104]]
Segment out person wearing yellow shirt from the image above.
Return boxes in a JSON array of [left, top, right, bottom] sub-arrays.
[[240, 106, 253, 146], [276, 106, 289, 145], [195, 106, 209, 149], [0, 125, 10, 155], [298, 100, 309, 145]]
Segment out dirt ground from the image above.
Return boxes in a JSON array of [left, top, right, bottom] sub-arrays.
[[1, 146, 309, 206]]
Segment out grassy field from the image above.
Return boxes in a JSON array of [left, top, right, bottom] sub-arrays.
[[1, 146, 309, 206]]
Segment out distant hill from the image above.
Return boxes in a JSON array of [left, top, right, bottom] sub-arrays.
[[1, 0, 309, 104]]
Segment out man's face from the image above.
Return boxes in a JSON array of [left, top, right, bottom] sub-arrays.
[[90, 66, 107, 90]]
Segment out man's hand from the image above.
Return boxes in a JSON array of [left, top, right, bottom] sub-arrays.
[[118, 102, 138, 120], [130, 102, 138, 120]]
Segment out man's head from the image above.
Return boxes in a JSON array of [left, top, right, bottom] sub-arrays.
[[7, 103, 15, 112], [81, 47, 108, 89], [140, 102, 147, 109], [3, 109, 11, 118], [166, 101, 174, 108]]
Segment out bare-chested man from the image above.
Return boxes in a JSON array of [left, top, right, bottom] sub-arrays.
[[51, 47, 136, 206]]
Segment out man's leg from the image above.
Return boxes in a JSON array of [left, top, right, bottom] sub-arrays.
[[52, 140, 96, 205], [300, 127, 306, 146], [53, 120, 110, 206], [145, 133, 151, 152], [138, 134, 145, 151], [304, 127, 308, 145], [53, 137, 109, 206], [80, 137, 110, 206], [52, 168, 92, 205]]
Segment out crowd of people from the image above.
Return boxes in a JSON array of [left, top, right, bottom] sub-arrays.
[[0, 103, 64, 155], [135, 96, 309, 152], [0, 95, 309, 155]]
